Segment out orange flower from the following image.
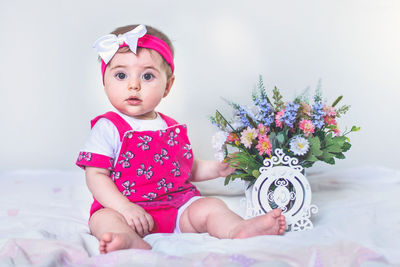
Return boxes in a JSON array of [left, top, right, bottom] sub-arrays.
[[227, 132, 240, 143]]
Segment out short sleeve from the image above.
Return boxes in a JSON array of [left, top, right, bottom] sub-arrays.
[[76, 118, 121, 170]]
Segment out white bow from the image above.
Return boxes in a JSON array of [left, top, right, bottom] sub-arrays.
[[93, 24, 147, 64]]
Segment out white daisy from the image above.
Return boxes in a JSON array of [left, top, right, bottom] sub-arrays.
[[289, 136, 310, 156], [212, 131, 228, 151]]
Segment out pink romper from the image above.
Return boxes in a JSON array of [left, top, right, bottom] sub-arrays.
[[76, 111, 201, 233]]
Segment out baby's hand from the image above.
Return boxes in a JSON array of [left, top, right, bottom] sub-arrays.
[[118, 202, 154, 236], [217, 161, 235, 177]]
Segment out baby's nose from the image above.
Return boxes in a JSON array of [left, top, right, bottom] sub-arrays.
[[128, 79, 141, 91]]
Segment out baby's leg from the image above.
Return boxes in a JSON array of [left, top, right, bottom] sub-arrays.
[[178, 197, 286, 239], [89, 208, 151, 253]]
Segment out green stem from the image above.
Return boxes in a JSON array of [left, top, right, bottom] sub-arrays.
[[216, 110, 239, 135]]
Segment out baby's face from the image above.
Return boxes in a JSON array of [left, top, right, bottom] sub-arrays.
[[103, 49, 174, 120]]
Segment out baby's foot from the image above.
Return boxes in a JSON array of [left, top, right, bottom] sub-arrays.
[[99, 232, 151, 254], [230, 209, 286, 239]]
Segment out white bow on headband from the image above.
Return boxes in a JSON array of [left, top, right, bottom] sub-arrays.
[[93, 24, 147, 64]]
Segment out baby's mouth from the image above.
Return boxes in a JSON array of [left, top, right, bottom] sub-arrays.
[[126, 96, 142, 105]]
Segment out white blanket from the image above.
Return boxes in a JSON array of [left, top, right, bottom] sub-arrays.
[[0, 167, 399, 266]]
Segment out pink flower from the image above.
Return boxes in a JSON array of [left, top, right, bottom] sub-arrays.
[[324, 116, 337, 126], [323, 116, 341, 135], [256, 135, 272, 156], [323, 105, 336, 117], [299, 119, 315, 137], [275, 110, 285, 128], [333, 127, 340, 136], [240, 127, 259, 148]]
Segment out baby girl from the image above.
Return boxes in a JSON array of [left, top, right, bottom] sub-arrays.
[[77, 24, 286, 254]]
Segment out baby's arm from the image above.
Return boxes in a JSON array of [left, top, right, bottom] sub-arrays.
[[85, 167, 154, 236], [190, 159, 235, 182]]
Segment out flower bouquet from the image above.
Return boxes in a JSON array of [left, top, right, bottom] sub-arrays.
[[210, 76, 360, 188]]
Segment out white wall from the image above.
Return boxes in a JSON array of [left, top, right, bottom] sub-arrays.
[[1, 0, 399, 171]]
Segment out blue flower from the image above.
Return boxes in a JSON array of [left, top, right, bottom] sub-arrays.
[[282, 102, 299, 128], [312, 102, 325, 129], [236, 105, 251, 127], [254, 98, 275, 126]]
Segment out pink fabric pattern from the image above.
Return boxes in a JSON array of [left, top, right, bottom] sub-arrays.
[[77, 152, 114, 170], [76, 112, 200, 233]]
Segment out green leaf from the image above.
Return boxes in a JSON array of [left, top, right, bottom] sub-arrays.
[[272, 86, 284, 110], [309, 136, 323, 157], [326, 125, 338, 130], [224, 176, 230, 185], [305, 153, 319, 162], [322, 134, 346, 154], [214, 110, 228, 131], [302, 161, 315, 168], [336, 105, 351, 118], [257, 75, 268, 101], [351, 125, 361, 132], [224, 171, 252, 185], [334, 152, 346, 159], [342, 142, 352, 152], [276, 133, 285, 145], [269, 132, 277, 151], [333, 136, 346, 146], [324, 157, 335, 165], [326, 144, 342, 153], [314, 79, 323, 102], [324, 132, 334, 145], [225, 151, 263, 178], [320, 150, 335, 163]]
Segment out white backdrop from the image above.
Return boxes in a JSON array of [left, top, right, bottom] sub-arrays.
[[0, 0, 399, 171]]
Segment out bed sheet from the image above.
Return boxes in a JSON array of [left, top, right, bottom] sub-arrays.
[[0, 167, 399, 266]]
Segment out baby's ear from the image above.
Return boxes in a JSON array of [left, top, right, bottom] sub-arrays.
[[163, 75, 175, 97]]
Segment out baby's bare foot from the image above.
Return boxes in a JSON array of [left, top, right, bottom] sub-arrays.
[[99, 232, 151, 254], [230, 209, 286, 239]]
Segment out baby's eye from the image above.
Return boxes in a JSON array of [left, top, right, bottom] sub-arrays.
[[116, 73, 127, 80], [142, 73, 154, 81]]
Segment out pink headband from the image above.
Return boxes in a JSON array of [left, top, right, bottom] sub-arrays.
[[93, 25, 174, 84]]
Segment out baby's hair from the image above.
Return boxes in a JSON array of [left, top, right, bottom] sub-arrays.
[[109, 24, 174, 78]]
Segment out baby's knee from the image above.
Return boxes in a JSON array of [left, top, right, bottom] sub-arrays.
[[185, 197, 228, 227], [89, 208, 126, 228], [199, 197, 228, 211]]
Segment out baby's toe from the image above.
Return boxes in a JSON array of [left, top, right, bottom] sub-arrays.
[[272, 209, 282, 217]]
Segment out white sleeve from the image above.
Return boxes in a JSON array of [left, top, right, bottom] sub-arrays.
[[81, 118, 121, 160]]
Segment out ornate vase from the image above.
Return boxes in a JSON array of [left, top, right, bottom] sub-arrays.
[[244, 149, 318, 231]]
